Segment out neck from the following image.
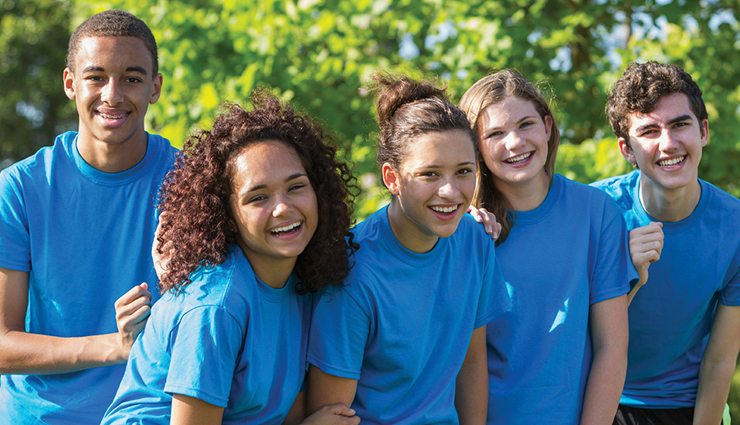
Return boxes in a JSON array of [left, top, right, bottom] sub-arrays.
[[639, 177, 701, 222], [76, 130, 148, 173], [387, 200, 438, 253], [240, 242, 296, 289], [494, 171, 550, 211]]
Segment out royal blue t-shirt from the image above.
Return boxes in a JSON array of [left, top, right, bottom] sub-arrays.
[[309, 206, 511, 424], [0, 131, 176, 423], [487, 174, 635, 425], [102, 244, 313, 424], [593, 171, 740, 408]]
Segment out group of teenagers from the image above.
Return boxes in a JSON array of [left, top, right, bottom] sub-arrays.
[[0, 9, 737, 425]]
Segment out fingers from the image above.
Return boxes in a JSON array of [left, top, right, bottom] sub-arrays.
[[469, 207, 500, 240], [114, 283, 152, 308], [303, 404, 360, 425]]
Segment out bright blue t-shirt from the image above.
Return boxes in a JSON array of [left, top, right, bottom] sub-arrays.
[[0, 131, 176, 424], [487, 174, 635, 425], [309, 206, 511, 425], [102, 244, 313, 424], [592, 171, 740, 408]]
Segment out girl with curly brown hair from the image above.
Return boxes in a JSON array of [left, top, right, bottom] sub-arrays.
[[306, 74, 511, 424], [102, 93, 360, 425]]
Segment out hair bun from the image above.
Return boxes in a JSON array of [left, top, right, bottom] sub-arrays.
[[373, 73, 447, 126]]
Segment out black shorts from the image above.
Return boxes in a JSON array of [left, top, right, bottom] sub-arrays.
[[613, 404, 724, 425]]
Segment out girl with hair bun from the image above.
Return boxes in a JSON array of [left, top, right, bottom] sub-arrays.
[[102, 92, 360, 425], [459, 69, 635, 425], [307, 74, 511, 424]]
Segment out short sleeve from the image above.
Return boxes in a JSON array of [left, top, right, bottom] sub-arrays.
[[0, 169, 30, 271], [590, 200, 636, 304], [164, 306, 244, 407], [476, 242, 512, 328], [307, 284, 371, 380]]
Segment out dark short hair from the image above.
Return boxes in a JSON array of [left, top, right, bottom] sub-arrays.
[[606, 61, 707, 140], [67, 9, 158, 75]]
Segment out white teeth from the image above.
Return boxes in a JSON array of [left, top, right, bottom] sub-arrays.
[[431, 205, 457, 213], [99, 112, 126, 119], [505, 152, 531, 163], [271, 222, 301, 233], [658, 156, 685, 167]]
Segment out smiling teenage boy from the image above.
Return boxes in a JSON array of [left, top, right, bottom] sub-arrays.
[[592, 61, 739, 425], [0, 10, 176, 423]]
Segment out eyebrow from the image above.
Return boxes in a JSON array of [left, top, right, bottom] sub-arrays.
[[634, 114, 693, 133], [81, 65, 148, 75], [422, 161, 476, 169], [242, 173, 307, 194]]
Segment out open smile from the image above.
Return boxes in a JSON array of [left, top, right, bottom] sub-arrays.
[[429, 204, 461, 221], [270, 221, 303, 238], [504, 152, 533, 165]]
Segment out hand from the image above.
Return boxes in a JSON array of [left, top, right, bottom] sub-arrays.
[[627, 222, 663, 303], [301, 404, 360, 425], [114, 283, 152, 355], [468, 205, 501, 240]]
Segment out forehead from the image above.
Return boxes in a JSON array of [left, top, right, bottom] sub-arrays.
[[480, 96, 539, 126], [72, 36, 153, 72], [627, 93, 697, 129], [401, 129, 475, 169], [230, 140, 306, 188]]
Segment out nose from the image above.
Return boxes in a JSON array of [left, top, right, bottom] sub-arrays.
[[658, 128, 679, 152], [503, 130, 525, 150], [101, 78, 123, 105], [272, 196, 292, 218], [438, 179, 461, 199]]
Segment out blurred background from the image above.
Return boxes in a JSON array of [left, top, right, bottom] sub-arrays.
[[1, 0, 738, 413]]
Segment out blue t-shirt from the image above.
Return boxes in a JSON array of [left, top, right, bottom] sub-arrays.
[[102, 244, 313, 424], [592, 171, 740, 408], [487, 174, 635, 425], [0, 131, 176, 424], [309, 206, 511, 425]]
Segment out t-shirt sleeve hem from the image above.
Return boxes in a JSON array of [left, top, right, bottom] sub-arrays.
[[164, 384, 229, 408], [719, 297, 740, 307], [306, 355, 361, 380], [0, 258, 30, 272], [590, 284, 630, 305]]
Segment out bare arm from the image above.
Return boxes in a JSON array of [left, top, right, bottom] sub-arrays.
[[580, 295, 628, 425], [455, 326, 488, 425], [692, 305, 740, 425], [171, 394, 224, 425], [626, 222, 663, 304], [306, 365, 358, 415], [0, 267, 151, 374]]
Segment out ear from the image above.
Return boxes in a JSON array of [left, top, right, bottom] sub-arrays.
[[699, 118, 709, 147], [543, 114, 554, 138], [618, 137, 636, 167], [150, 73, 163, 104], [63, 68, 75, 100], [381, 162, 400, 196]]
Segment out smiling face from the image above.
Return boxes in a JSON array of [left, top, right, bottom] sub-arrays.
[[619, 92, 708, 194], [228, 140, 319, 281], [383, 129, 477, 252], [477, 96, 553, 195], [63, 36, 162, 168]]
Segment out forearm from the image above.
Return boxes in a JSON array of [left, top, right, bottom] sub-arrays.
[[692, 359, 735, 425], [455, 326, 487, 425], [0, 330, 127, 374], [579, 348, 626, 425], [455, 356, 487, 424]]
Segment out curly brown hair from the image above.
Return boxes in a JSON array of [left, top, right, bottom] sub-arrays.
[[459, 69, 560, 244], [606, 61, 707, 142], [67, 10, 158, 75], [156, 92, 357, 294]]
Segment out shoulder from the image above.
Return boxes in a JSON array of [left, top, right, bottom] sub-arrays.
[[1, 133, 74, 187], [702, 179, 740, 212], [590, 171, 640, 213]]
